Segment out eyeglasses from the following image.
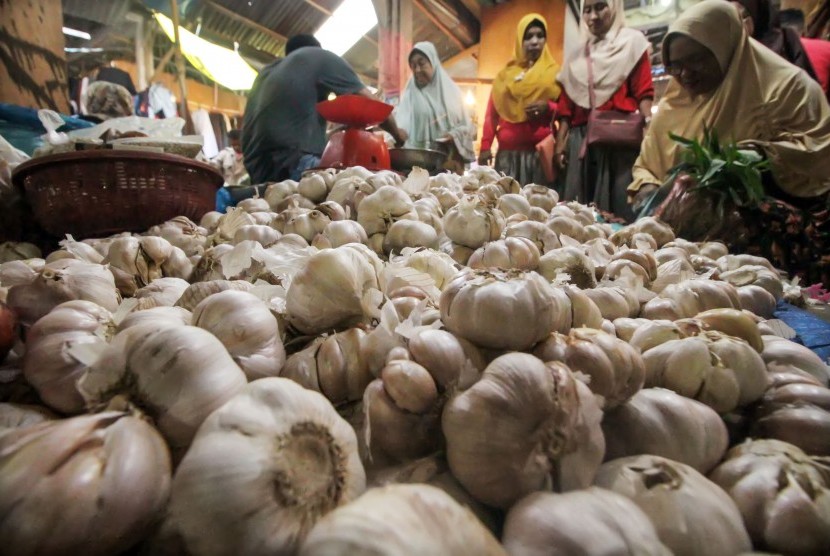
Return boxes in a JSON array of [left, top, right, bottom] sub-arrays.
[[664, 54, 710, 77]]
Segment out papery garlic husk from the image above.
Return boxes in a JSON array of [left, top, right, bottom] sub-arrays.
[[602, 388, 728, 473], [133, 277, 190, 309], [691, 254, 720, 272], [170, 377, 365, 556], [737, 284, 777, 319], [563, 285, 603, 329], [631, 231, 659, 250], [718, 253, 777, 272], [0, 241, 41, 263], [117, 306, 192, 331], [284, 210, 331, 243], [443, 194, 505, 249], [188, 243, 233, 282], [236, 197, 271, 213], [626, 320, 685, 353], [612, 317, 655, 342], [629, 216, 676, 246], [583, 223, 608, 240], [46, 237, 105, 264], [175, 279, 254, 311], [720, 265, 784, 300], [6, 259, 120, 326], [654, 246, 692, 266], [395, 247, 460, 291], [251, 210, 276, 226], [527, 206, 547, 222], [264, 180, 299, 209], [440, 268, 565, 350], [502, 488, 671, 556], [104, 236, 192, 295], [583, 286, 639, 320], [521, 183, 559, 211], [611, 248, 658, 280], [23, 300, 114, 414], [270, 206, 311, 234], [146, 216, 209, 257], [478, 183, 504, 203], [315, 200, 348, 222], [651, 257, 696, 293], [698, 240, 729, 259], [468, 237, 540, 271], [603, 258, 653, 286], [383, 220, 439, 254], [357, 185, 418, 236], [0, 411, 171, 556], [326, 176, 370, 214], [761, 335, 830, 385], [232, 224, 281, 246], [443, 240, 475, 265], [430, 185, 460, 211], [663, 238, 700, 256], [496, 193, 531, 217], [192, 290, 285, 380], [547, 215, 588, 243], [534, 328, 645, 408], [0, 258, 44, 287], [313, 220, 369, 250], [504, 220, 562, 254], [78, 323, 247, 451], [299, 484, 505, 556], [538, 246, 597, 289], [281, 328, 371, 406], [0, 403, 55, 431], [709, 439, 830, 555], [595, 455, 751, 556], [443, 354, 605, 509], [287, 244, 382, 335]]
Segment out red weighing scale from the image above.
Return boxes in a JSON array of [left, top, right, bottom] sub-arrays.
[[317, 95, 394, 171]]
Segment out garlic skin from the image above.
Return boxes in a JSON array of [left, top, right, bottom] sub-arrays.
[[521, 183, 559, 211], [710, 439, 830, 555], [383, 220, 439, 254], [538, 246, 597, 289], [563, 285, 604, 329], [357, 185, 418, 236], [232, 224, 281, 247], [117, 306, 192, 331], [79, 323, 247, 452], [720, 265, 784, 300], [133, 277, 190, 309], [284, 210, 331, 243], [237, 197, 271, 213], [6, 259, 120, 326], [0, 412, 171, 556], [175, 279, 254, 311], [504, 220, 562, 253], [408, 328, 486, 391], [104, 236, 192, 295], [299, 484, 505, 556], [737, 284, 777, 318], [200, 210, 223, 231], [468, 237, 540, 271], [761, 335, 830, 386], [595, 455, 751, 556], [286, 245, 382, 335], [395, 248, 460, 291], [313, 220, 369, 249], [0, 241, 41, 263], [496, 193, 531, 217], [583, 286, 639, 320], [440, 268, 566, 350], [23, 300, 114, 414], [629, 216, 676, 246], [503, 488, 671, 556], [147, 216, 209, 258], [442, 194, 505, 249], [298, 172, 330, 202], [0, 403, 55, 431], [602, 388, 728, 473], [170, 378, 365, 556], [192, 290, 285, 380], [0, 258, 44, 288], [547, 215, 588, 243], [534, 328, 645, 409], [443, 354, 605, 509]]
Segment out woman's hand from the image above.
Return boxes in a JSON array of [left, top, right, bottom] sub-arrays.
[[394, 129, 408, 147], [524, 101, 548, 120], [554, 149, 567, 170], [478, 149, 493, 166], [631, 183, 659, 211]]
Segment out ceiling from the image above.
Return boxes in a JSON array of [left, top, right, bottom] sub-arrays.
[[62, 0, 491, 90]]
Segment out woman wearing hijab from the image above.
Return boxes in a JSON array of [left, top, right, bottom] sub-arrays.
[[394, 41, 476, 173], [732, 0, 818, 80], [554, 0, 653, 221], [478, 14, 561, 186], [630, 0, 830, 286]]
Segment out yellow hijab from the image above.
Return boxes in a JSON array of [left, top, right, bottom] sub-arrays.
[[492, 13, 561, 124], [630, 0, 830, 199]]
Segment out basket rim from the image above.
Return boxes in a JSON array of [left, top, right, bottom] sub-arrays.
[[11, 148, 224, 190]]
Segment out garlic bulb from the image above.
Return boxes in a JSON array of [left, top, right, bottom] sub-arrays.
[[383, 220, 439, 254], [146, 216, 209, 257], [357, 185, 418, 236], [79, 323, 247, 451], [117, 306, 192, 331], [478, 183, 504, 203], [0, 241, 41, 263], [284, 210, 331, 243], [547, 215, 588, 243], [698, 241, 729, 259], [407, 328, 486, 390], [199, 211, 223, 231], [299, 484, 505, 555], [175, 279, 254, 311], [440, 268, 566, 350], [23, 300, 114, 414], [298, 172, 330, 202], [6, 259, 119, 326], [0, 258, 43, 287], [468, 237, 540, 271], [521, 183, 559, 211], [443, 354, 605, 509], [281, 328, 370, 406], [396, 248, 459, 291], [687, 308, 764, 352], [133, 277, 190, 309], [170, 377, 365, 556], [751, 401, 830, 456], [538, 246, 597, 289], [612, 317, 655, 342], [583, 286, 639, 320], [761, 335, 830, 385], [264, 180, 299, 209], [561, 285, 603, 329], [104, 236, 192, 295], [313, 220, 369, 249], [710, 439, 830, 555], [720, 265, 784, 300], [189, 243, 234, 282], [316, 200, 348, 221], [286, 245, 382, 335], [496, 193, 531, 217], [270, 205, 311, 233], [628, 319, 685, 353], [629, 217, 675, 246], [237, 197, 270, 213], [192, 290, 285, 380], [0, 403, 55, 430], [443, 241, 474, 265], [502, 488, 671, 556], [0, 411, 171, 556], [443, 194, 505, 249], [610, 248, 658, 280], [737, 284, 777, 318], [326, 176, 369, 214], [232, 224, 281, 246], [602, 388, 728, 472], [46, 237, 105, 264], [504, 220, 561, 253], [534, 328, 645, 408]]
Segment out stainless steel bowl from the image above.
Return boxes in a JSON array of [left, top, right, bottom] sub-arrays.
[[389, 148, 448, 174]]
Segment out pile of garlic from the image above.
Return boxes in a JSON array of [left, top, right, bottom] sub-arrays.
[[1, 163, 829, 556]]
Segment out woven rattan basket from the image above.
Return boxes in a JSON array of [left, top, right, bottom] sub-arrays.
[[12, 150, 222, 238]]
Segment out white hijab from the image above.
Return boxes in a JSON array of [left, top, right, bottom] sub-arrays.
[[394, 41, 476, 161], [557, 0, 650, 109]]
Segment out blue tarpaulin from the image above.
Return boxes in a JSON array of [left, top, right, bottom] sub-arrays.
[[0, 103, 94, 155], [773, 301, 830, 363]]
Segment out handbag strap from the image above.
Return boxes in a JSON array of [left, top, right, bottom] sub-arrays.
[[585, 42, 596, 110]]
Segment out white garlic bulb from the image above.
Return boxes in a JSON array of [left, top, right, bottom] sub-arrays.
[[232, 224, 281, 247], [468, 237, 540, 271], [382, 220, 439, 254], [442, 195, 505, 249], [521, 183, 559, 211], [496, 193, 531, 217], [538, 246, 597, 289], [312, 220, 369, 249], [0, 403, 55, 431], [104, 236, 192, 295], [175, 279, 254, 311], [133, 277, 190, 309], [357, 185, 418, 236], [170, 378, 365, 556], [284, 210, 331, 243]]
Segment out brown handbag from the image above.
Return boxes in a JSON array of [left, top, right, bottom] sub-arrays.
[[582, 42, 644, 156]]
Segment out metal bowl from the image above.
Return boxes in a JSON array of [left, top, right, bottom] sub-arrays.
[[389, 148, 448, 174]]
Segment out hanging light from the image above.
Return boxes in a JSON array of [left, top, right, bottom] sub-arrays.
[[464, 89, 476, 107]]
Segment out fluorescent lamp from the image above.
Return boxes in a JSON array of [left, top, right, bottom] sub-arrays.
[[65, 47, 104, 53], [314, 0, 377, 56], [63, 26, 91, 40]]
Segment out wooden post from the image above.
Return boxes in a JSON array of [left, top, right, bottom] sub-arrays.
[[373, 0, 413, 103], [169, 0, 188, 119]]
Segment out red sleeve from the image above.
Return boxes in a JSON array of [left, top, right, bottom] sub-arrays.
[[555, 89, 575, 121], [480, 94, 499, 152], [629, 52, 654, 102]]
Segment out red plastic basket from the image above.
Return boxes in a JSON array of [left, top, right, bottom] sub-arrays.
[[12, 150, 223, 239]]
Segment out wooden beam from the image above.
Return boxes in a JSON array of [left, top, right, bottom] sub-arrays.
[[451, 77, 493, 85], [413, 0, 466, 50], [150, 47, 176, 82], [301, 0, 378, 46], [454, 0, 480, 19], [170, 0, 188, 118], [203, 0, 287, 43], [442, 43, 478, 69]]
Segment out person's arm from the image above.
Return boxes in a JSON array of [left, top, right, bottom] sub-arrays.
[[630, 53, 655, 124], [355, 88, 407, 145], [553, 89, 574, 169], [478, 94, 498, 165]]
